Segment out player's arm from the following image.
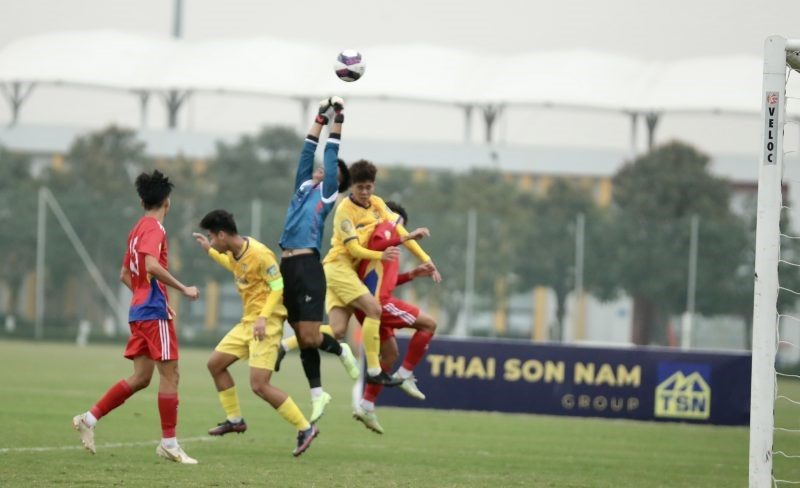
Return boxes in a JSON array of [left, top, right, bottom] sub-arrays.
[[321, 97, 345, 202], [396, 271, 413, 286], [257, 264, 284, 320], [192, 232, 234, 272], [395, 223, 442, 282], [293, 98, 334, 191], [120, 249, 134, 291], [144, 254, 199, 299], [253, 255, 284, 341], [397, 262, 437, 287], [294, 138, 317, 192], [336, 214, 398, 262], [119, 266, 133, 291], [345, 237, 398, 261], [396, 223, 431, 262], [207, 249, 235, 272]]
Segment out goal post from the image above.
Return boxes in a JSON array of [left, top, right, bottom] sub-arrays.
[[750, 35, 800, 488]]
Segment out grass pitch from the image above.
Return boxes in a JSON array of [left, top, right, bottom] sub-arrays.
[[0, 340, 797, 487]]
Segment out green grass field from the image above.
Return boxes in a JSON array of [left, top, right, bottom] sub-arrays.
[[0, 340, 797, 487]]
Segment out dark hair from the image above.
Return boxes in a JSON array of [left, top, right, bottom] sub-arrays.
[[199, 209, 238, 235], [349, 159, 377, 184], [135, 170, 173, 210], [337, 158, 351, 193], [386, 201, 408, 226]]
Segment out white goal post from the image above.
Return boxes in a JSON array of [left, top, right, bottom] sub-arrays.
[[34, 187, 122, 340], [750, 35, 800, 488]]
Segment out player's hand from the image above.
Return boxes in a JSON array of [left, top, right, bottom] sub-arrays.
[[167, 305, 177, 320], [403, 227, 430, 242], [253, 317, 267, 341], [192, 232, 210, 252], [331, 96, 345, 123], [183, 285, 200, 300], [381, 246, 400, 261], [427, 261, 442, 283], [316, 97, 335, 125], [411, 262, 436, 279]]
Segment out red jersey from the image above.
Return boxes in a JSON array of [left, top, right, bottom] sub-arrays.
[[123, 216, 170, 322], [357, 220, 412, 301]]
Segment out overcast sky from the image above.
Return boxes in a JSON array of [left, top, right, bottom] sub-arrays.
[[1, 0, 800, 157]]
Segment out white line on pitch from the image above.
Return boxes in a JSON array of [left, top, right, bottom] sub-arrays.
[[0, 436, 216, 454]]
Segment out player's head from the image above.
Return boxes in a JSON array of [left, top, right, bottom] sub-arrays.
[[199, 209, 239, 253], [135, 170, 173, 212], [349, 159, 377, 206], [312, 158, 351, 193], [337, 158, 351, 192], [385, 201, 408, 226]]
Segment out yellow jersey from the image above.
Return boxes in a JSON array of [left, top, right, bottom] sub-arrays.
[[323, 194, 398, 266], [208, 237, 287, 322]]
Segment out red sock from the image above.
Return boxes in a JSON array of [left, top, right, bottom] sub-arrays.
[[90, 380, 134, 420], [158, 393, 179, 438], [402, 331, 434, 371], [363, 361, 391, 403]]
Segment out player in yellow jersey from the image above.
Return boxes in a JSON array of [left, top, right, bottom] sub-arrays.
[[322, 160, 442, 384], [192, 209, 318, 457]]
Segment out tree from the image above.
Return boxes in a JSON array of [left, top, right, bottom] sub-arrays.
[[378, 168, 526, 334], [610, 141, 752, 345], [42, 126, 147, 326], [0, 147, 37, 324], [512, 180, 616, 339]]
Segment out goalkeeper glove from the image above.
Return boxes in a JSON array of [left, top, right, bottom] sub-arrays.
[[331, 96, 345, 123], [315, 97, 335, 125]]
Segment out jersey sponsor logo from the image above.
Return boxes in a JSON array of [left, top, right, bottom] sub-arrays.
[[654, 362, 711, 420], [341, 220, 353, 233]]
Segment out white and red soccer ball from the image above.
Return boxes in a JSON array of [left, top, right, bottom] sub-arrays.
[[334, 50, 366, 82]]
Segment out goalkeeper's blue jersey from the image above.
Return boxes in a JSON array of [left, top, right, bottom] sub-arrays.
[[279, 137, 340, 253]]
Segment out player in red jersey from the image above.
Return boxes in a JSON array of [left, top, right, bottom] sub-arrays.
[[353, 201, 438, 434], [72, 170, 201, 464]]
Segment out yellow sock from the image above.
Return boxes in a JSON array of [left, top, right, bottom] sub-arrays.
[[362, 316, 381, 372], [276, 397, 310, 431], [218, 386, 242, 421], [284, 325, 336, 352]]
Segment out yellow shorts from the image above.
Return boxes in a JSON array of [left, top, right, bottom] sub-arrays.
[[324, 257, 370, 313], [214, 313, 285, 370]]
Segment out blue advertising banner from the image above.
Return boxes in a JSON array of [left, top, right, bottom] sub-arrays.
[[378, 336, 751, 425]]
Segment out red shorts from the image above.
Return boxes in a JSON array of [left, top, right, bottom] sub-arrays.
[[355, 297, 420, 342], [124, 319, 179, 361]]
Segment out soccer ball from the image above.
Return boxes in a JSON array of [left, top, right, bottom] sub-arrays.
[[334, 50, 366, 82]]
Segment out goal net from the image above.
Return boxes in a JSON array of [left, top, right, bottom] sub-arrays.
[[751, 35, 800, 488]]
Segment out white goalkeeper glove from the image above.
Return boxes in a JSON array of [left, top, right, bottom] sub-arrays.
[[331, 96, 345, 123], [315, 97, 335, 125]]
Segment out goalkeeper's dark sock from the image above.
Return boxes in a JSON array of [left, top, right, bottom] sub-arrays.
[[318, 332, 343, 356], [299, 347, 322, 389]]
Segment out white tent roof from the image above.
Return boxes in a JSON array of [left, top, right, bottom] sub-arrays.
[[0, 29, 798, 115]]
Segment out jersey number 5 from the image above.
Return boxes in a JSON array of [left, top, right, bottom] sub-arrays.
[[129, 236, 140, 277]]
